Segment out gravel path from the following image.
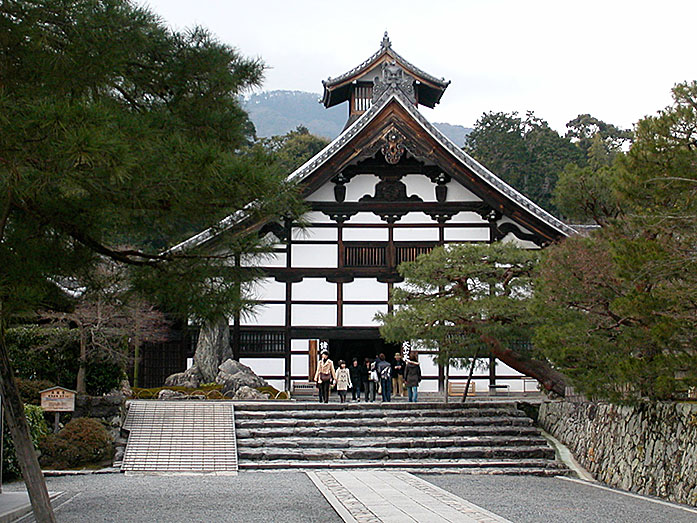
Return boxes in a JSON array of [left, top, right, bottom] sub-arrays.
[[6, 472, 340, 523], [419, 474, 697, 523]]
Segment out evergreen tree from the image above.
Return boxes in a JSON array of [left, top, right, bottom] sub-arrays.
[[0, 1, 301, 518]]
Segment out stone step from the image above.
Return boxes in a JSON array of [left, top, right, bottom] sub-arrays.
[[232, 401, 520, 412], [237, 458, 566, 472], [235, 424, 541, 440], [235, 415, 531, 430], [237, 445, 555, 462], [234, 407, 526, 420], [235, 435, 549, 449]]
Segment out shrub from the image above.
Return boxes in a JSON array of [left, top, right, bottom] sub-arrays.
[[39, 417, 113, 469], [15, 378, 56, 406], [2, 405, 50, 480]]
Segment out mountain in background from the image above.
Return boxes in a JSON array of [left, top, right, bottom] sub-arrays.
[[243, 90, 472, 146]]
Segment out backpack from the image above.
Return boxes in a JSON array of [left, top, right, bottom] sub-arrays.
[[380, 364, 391, 380]]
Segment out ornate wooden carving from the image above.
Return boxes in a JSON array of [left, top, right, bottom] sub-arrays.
[[381, 128, 407, 164], [372, 61, 416, 104]]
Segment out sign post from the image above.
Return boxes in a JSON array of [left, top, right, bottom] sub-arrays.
[[39, 387, 77, 433]]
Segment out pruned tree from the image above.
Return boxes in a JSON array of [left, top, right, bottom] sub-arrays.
[[0, 1, 302, 519], [377, 243, 569, 399]]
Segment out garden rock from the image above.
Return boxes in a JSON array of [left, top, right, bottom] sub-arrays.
[[157, 389, 187, 400], [233, 386, 270, 400], [165, 366, 202, 389], [216, 359, 268, 396]]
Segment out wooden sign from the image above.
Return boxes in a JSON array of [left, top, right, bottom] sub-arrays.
[[40, 387, 76, 412]]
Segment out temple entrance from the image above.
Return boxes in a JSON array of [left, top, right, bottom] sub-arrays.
[[329, 338, 402, 367]]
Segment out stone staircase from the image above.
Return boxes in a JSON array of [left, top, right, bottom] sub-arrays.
[[234, 401, 567, 475]]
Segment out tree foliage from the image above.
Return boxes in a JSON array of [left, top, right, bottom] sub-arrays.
[[255, 125, 329, 174], [464, 111, 584, 212], [378, 244, 568, 396]]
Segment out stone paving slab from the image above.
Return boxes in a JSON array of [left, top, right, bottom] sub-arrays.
[[307, 470, 512, 522]]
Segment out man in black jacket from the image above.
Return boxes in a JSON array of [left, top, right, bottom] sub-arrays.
[[391, 352, 406, 398], [349, 358, 364, 401]]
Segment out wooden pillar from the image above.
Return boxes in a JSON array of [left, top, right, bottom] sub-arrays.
[[308, 340, 318, 381], [284, 219, 292, 391]]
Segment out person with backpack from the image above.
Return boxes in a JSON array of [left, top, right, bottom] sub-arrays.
[[364, 358, 376, 402], [391, 352, 406, 398], [349, 358, 363, 401], [376, 353, 392, 402], [404, 350, 422, 402]]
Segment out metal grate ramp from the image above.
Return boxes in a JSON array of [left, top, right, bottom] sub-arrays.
[[121, 401, 238, 474]]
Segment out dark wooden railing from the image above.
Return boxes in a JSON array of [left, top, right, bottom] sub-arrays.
[[344, 245, 386, 267]]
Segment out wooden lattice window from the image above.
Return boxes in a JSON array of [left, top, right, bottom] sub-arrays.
[[344, 245, 387, 267], [353, 84, 373, 112], [240, 330, 285, 355], [396, 244, 435, 265]]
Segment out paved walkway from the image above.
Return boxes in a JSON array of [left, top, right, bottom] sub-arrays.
[[307, 471, 511, 523]]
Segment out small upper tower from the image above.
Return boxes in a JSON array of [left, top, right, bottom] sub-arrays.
[[321, 32, 450, 125]]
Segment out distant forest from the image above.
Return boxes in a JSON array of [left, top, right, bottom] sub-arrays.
[[242, 90, 472, 145]]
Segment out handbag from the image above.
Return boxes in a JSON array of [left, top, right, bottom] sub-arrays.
[[319, 372, 331, 382]]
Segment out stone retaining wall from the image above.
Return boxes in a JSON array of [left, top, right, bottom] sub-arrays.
[[539, 400, 697, 506]]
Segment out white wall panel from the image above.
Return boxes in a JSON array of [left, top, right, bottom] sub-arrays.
[[248, 277, 285, 301], [446, 182, 481, 202], [444, 227, 490, 241], [402, 175, 436, 202], [496, 378, 525, 392], [266, 379, 286, 391], [302, 211, 334, 224], [241, 252, 286, 268], [419, 380, 439, 392], [292, 278, 337, 301], [496, 360, 524, 376], [342, 227, 388, 241], [346, 212, 383, 224], [305, 183, 336, 202], [419, 355, 439, 377], [343, 279, 388, 301], [291, 354, 309, 377], [242, 303, 285, 326], [450, 211, 486, 224], [399, 211, 434, 224], [239, 357, 285, 377], [344, 175, 379, 201], [291, 339, 312, 352], [393, 227, 439, 241], [292, 226, 337, 241], [342, 304, 387, 326], [291, 244, 337, 268], [501, 233, 540, 249], [291, 304, 336, 326]]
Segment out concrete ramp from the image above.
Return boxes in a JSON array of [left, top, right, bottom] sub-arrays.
[[121, 401, 238, 474]]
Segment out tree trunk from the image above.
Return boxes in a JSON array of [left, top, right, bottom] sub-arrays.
[[481, 334, 568, 397], [76, 324, 87, 394], [193, 317, 231, 383], [462, 347, 480, 404], [0, 317, 56, 522]]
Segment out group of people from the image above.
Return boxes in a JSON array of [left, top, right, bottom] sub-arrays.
[[313, 349, 422, 403]]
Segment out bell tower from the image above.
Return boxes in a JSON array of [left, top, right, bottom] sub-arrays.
[[321, 32, 451, 126]]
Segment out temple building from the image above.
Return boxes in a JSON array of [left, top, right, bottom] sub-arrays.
[[168, 34, 573, 393]]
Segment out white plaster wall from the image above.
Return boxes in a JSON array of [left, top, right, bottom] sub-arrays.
[[344, 175, 379, 201], [291, 304, 336, 326], [241, 252, 286, 268], [305, 182, 336, 202], [496, 360, 524, 376], [393, 227, 439, 241], [402, 175, 435, 202], [248, 277, 286, 301], [501, 232, 540, 250], [444, 227, 490, 241], [420, 355, 439, 377], [342, 227, 388, 241], [266, 379, 286, 391], [399, 211, 435, 224], [342, 304, 388, 326], [290, 244, 337, 268], [343, 279, 388, 301], [292, 278, 337, 301], [418, 380, 439, 392], [291, 354, 309, 377], [446, 181, 481, 202], [292, 226, 337, 241], [450, 211, 486, 224], [291, 339, 312, 352], [239, 357, 285, 377], [302, 211, 334, 224], [241, 303, 285, 326], [346, 212, 384, 224], [495, 378, 525, 392]]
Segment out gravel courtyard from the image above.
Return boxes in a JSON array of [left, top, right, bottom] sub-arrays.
[[5, 472, 696, 522]]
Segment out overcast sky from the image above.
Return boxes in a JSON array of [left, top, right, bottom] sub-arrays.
[[138, 0, 696, 133]]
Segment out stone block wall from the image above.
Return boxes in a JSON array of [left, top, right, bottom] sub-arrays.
[[539, 400, 697, 506]]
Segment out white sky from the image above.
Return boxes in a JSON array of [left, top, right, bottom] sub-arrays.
[[138, 0, 697, 133]]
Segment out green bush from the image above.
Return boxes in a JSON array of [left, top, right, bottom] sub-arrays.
[[39, 417, 113, 469], [15, 378, 56, 406], [2, 404, 50, 480], [7, 326, 124, 395]]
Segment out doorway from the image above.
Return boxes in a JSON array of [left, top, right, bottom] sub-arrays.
[[328, 338, 402, 366]]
